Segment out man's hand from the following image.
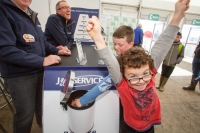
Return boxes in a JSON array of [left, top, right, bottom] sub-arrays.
[[58, 49, 71, 55], [86, 16, 105, 49], [57, 45, 71, 52], [170, 0, 190, 26], [43, 55, 61, 66], [57, 45, 71, 55]]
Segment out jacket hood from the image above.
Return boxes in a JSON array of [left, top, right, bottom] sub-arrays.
[[173, 41, 182, 46]]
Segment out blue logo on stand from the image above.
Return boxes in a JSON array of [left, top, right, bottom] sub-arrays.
[[56, 77, 66, 87], [74, 75, 103, 87], [55, 75, 103, 87]]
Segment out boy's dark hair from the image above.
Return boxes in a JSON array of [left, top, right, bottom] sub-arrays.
[[177, 32, 182, 37], [113, 25, 134, 43], [117, 47, 154, 74]]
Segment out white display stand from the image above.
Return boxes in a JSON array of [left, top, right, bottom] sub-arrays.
[[43, 90, 119, 133], [43, 62, 119, 133], [76, 40, 87, 65]]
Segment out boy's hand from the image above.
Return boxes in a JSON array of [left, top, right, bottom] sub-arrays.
[[86, 16, 101, 39], [174, 0, 190, 18], [170, 0, 190, 26], [71, 98, 82, 107], [86, 16, 106, 49]]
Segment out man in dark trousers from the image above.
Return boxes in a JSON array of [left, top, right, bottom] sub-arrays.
[[0, 0, 71, 132], [44, 0, 75, 50], [133, 24, 143, 46], [183, 41, 200, 91]]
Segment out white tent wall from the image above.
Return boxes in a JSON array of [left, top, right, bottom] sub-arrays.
[[30, 0, 50, 31], [100, 0, 200, 43], [30, 0, 101, 31], [101, 0, 140, 6], [141, 0, 200, 14], [101, 0, 200, 11], [49, 0, 100, 14], [29, 0, 200, 31], [101, 0, 200, 26]]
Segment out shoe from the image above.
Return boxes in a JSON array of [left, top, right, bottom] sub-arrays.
[[38, 124, 42, 128], [159, 77, 168, 92], [183, 76, 197, 91], [156, 76, 164, 89]]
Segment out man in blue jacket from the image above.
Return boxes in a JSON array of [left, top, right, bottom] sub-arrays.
[[183, 41, 200, 90], [0, 0, 71, 132], [44, 0, 75, 50], [134, 24, 143, 46]]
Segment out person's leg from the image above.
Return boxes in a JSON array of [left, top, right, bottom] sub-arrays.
[[119, 98, 124, 132], [163, 65, 175, 79], [4, 73, 40, 133], [119, 119, 137, 133], [192, 56, 200, 78], [119, 99, 123, 121], [139, 126, 154, 133], [159, 65, 175, 92], [35, 72, 44, 126], [199, 81, 200, 90], [119, 120, 154, 133], [156, 64, 166, 89], [183, 56, 199, 90]]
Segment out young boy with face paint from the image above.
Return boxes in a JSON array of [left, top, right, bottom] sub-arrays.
[[74, 0, 190, 132]]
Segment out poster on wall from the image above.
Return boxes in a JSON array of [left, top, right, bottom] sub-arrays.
[[71, 7, 99, 44], [100, 15, 111, 42]]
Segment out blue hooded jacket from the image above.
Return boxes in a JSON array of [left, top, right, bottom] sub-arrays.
[[0, 0, 59, 78], [134, 27, 143, 45]]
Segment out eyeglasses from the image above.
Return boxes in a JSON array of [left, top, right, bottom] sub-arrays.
[[126, 74, 152, 84], [58, 6, 71, 10]]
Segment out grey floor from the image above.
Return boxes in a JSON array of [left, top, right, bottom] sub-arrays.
[[0, 59, 200, 133]]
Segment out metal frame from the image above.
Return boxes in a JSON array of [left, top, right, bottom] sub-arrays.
[[0, 77, 13, 133], [0, 124, 8, 133], [0, 77, 14, 113]]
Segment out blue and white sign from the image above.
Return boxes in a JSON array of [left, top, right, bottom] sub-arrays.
[[49, 0, 99, 45], [44, 67, 116, 91], [71, 7, 99, 44]]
